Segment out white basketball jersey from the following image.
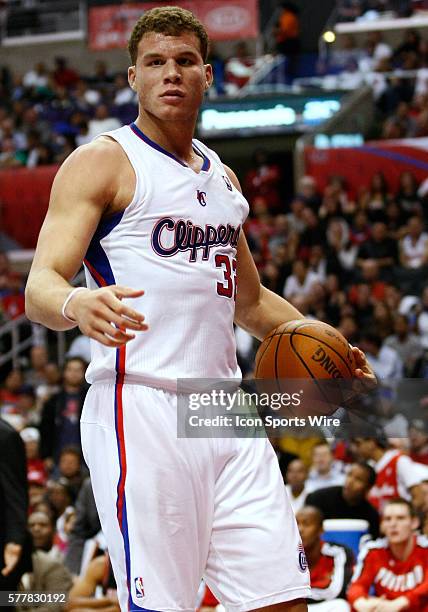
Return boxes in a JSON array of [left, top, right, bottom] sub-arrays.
[[84, 123, 249, 390]]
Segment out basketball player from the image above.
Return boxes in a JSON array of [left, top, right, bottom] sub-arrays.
[[25, 7, 374, 611]]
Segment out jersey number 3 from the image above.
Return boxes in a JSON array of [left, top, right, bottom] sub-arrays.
[[215, 254, 237, 300]]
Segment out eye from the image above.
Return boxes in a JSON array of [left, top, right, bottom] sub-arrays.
[[148, 59, 163, 66], [178, 58, 193, 66]]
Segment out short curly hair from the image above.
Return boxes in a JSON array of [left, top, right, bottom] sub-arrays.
[[128, 6, 209, 65]]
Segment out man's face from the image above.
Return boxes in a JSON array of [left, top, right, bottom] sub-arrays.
[[28, 512, 54, 550], [63, 360, 85, 387], [296, 508, 322, 550], [351, 438, 374, 461], [128, 32, 212, 123], [286, 459, 307, 488], [343, 464, 370, 504], [59, 452, 80, 478], [312, 445, 333, 474], [381, 503, 417, 545]]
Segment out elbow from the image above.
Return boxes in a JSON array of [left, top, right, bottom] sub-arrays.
[[24, 283, 38, 322]]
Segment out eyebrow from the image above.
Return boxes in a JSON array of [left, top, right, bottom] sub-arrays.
[[142, 50, 200, 60]]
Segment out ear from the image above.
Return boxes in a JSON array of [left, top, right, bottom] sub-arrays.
[[128, 66, 136, 91], [204, 63, 214, 90]]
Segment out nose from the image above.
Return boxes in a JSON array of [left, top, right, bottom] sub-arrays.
[[163, 59, 182, 84]]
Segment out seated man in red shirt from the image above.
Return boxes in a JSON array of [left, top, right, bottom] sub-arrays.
[[348, 498, 428, 611], [296, 506, 353, 611]]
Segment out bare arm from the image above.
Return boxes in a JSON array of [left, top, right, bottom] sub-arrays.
[[25, 139, 148, 347], [223, 165, 303, 340], [65, 556, 119, 611], [234, 232, 304, 340]]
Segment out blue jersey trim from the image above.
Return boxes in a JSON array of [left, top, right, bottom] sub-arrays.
[[84, 210, 124, 287], [129, 122, 210, 172]]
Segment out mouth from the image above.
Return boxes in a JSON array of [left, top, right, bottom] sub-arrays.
[[160, 90, 185, 99]]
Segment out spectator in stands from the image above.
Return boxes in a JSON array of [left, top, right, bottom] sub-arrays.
[[372, 301, 395, 339], [57, 446, 85, 500], [0, 418, 32, 607], [297, 176, 321, 210], [20, 427, 47, 486], [73, 79, 100, 109], [53, 58, 79, 90], [112, 74, 135, 106], [396, 171, 421, 217], [25, 345, 49, 389], [23, 62, 50, 90], [0, 368, 24, 413], [417, 286, 428, 349], [274, 2, 300, 65], [19, 511, 72, 612], [87, 105, 121, 140], [1, 271, 25, 319], [359, 331, 403, 380], [39, 357, 87, 466], [28, 511, 61, 561], [285, 458, 309, 513], [306, 462, 380, 538], [384, 313, 423, 375], [65, 551, 118, 611], [351, 436, 428, 511], [296, 506, 352, 611], [283, 259, 320, 301], [357, 222, 398, 280], [348, 498, 428, 612], [35, 363, 61, 412], [224, 42, 255, 93], [399, 216, 428, 269], [408, 419, 428, 465], [65, 477, 100, 576], [244, 149, 281, 211], [306, 441, 345, 493]]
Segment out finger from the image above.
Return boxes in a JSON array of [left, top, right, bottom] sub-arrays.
[[89, 330, 131, 348], [112, 286, 145, 300], [104, 296, 147, 325], [99, 306, 148, 331], [95, 321, 136, 343]]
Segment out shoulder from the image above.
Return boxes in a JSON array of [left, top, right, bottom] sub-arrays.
[[58, 136, 126, 176], [416, 534, 428, 549], [223, 164, 242, 193], [359, 537, 388, 558], [321, 541, 348, 560]]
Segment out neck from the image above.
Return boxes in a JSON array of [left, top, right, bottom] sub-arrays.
[[291, 483, 304, 496], [135, 110, 197, 162], [390, 536, 414, 561], [373, 447, 385, 462], [64, 383, 79, 394], [306, 540, 322, 566]]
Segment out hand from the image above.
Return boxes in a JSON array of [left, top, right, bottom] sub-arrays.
[[352, 346, 377, 390], [1, 542, 22, 576], [354, 597, 384, 612], [373, 597, 409, 611], [66, 285, 148, 347]]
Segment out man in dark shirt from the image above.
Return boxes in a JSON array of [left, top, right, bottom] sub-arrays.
[[0, 418, 32, 608], [356, 222, 398, 281], [306, 462, 380, 538], [39, 357, 88, 466]]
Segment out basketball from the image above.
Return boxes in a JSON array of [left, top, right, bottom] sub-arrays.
[[255, 318, 356, 381]]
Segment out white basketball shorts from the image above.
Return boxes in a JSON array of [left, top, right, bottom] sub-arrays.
[[81, 383, 311, 611]]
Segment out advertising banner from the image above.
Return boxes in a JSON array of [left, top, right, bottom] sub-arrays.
[[88, 0, 259, 51]]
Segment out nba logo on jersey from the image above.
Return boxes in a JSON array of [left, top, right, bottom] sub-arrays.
[[134, 577, 145, 598]]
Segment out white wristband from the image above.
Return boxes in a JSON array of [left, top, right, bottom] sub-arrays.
[[61, 287, 87, 323]]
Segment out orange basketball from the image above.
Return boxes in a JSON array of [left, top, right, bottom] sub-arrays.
[[255, 319, 356, 415], [255, 318, 356, 380]]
